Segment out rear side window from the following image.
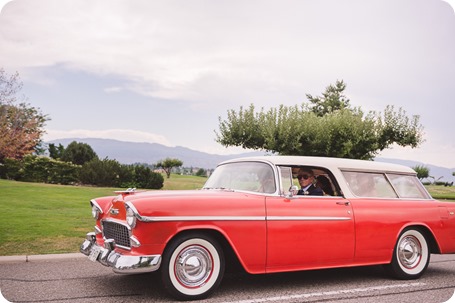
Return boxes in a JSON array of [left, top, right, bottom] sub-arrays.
[[342, 171, 398, 198], [387, 174, 431, 199]]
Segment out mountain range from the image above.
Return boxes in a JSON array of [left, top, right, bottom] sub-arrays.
[[48, 138, 455, 183]]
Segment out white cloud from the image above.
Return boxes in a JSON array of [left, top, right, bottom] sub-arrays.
[[0, 0, 12, 13], [43, 129, 172, 146], [442, 0, 455, 13], [2, 0, 455, 167]]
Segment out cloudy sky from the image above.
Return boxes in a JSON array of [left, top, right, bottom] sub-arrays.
[[1, 0, 454, 168]]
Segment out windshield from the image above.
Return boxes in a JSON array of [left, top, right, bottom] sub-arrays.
[[203, 162, 276, 194]]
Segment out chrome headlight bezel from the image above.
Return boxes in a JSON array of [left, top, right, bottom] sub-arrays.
[[125, 202, 139, 228], [90, 199, 103, 219]]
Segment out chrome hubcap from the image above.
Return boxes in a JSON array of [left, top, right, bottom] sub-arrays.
[[398, 235, 422, 269], [175, 245, 213, 288]]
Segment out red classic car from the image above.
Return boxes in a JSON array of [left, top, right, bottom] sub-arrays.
[[80, 156, 455, 300]]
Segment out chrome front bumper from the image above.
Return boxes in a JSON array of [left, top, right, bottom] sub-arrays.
[[80, 232, 161, 274]]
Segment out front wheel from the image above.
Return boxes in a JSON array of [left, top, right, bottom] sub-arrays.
[[161, 233, 225, 300], [384, 228, 430, 279]]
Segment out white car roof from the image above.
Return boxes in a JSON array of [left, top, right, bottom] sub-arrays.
[[220, 155, 416, 175]]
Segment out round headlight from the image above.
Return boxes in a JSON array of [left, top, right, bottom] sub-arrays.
[[126, 207, 137, 228], [90, 200, 103, 220], [91, 204, 100, 219]]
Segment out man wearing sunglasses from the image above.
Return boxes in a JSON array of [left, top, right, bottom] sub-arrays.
[[297, 168, 324, 196]]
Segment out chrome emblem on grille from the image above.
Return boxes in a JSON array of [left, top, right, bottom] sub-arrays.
[[110, 208, 120, 215]]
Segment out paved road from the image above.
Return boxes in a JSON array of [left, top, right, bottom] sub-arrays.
[[0, 253, 454, 303]]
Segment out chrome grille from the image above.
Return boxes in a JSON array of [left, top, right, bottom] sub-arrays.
[[102, 220, 131, 249]]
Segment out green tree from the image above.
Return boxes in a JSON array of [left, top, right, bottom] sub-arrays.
[[156, 158, 183, 178], [61, 141, 98, 165], [134, 165, 164, 189], [48, 143, 65, 160], [412, 165, 429, 180], [0, 68, 49, 162], [216, 81, 424, 160], [79, 157, 130, 187], [195, 168, 207, 177], [307, 80, 351, 117]]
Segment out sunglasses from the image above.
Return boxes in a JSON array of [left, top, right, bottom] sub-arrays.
[[297, 174, 311, 180]]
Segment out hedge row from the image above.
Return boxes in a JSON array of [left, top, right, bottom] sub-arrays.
[[0, 155, 164, 189]]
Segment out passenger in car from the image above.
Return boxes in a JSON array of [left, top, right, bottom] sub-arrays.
[[297, 168, 323, 196], [316, 175, 334, 196]]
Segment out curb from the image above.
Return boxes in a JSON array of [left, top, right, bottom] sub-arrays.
[[0, 253, 85, 264]]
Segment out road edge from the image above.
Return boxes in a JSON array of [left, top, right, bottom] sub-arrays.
[[0, 253, 85, 263]]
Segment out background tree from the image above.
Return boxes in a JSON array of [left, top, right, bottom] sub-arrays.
[[156, 158, 183, 178], [306, 80, 351, 117], [61, 141, 98, 165], [195, 168, 207, 177], [79, 157, 130, 187], [216, 81, 424, 160], [412, 165, 430, 180], [48, 143, 65, 160], [134, 165, 164, 189], [0, 68, 49, 162]]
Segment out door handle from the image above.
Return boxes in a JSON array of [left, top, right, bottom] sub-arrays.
[[336, 201, 350, 206]]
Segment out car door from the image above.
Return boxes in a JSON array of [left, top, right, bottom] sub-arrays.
[[265, 195, 355, 272]]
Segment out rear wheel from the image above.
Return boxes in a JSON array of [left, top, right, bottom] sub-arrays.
[[385, 228, 430, 279], [161, 233, 225, 300]]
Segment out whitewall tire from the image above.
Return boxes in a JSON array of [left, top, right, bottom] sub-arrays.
[[385, 228, 430, 279], [161, 233, 225, 300]]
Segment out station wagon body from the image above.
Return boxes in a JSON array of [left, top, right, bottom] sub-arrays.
[[80, 156, 455, 300]]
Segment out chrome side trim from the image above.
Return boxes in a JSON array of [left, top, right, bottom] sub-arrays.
[[135, 215, 351, 222], [139, 216, 266, 222], [267, 216, 351, 221]]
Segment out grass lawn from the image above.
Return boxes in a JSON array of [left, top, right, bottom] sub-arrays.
[[0, 175, 207, 256], [0, 177, 453, 256], [425, 185, 455, 200]]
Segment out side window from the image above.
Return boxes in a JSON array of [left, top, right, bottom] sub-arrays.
[[342, 171, 398, 198], [387, 174, 431, 199], [289, 166, 340, 197]]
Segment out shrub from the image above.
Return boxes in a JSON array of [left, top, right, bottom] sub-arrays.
[[79, 158, 129, 187], [134, 165, 164, 189], [0, 155, 80, 184], [0, 158, 23, 180]]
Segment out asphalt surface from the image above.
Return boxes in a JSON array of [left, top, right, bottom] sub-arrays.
[[1, 253, 454, 303]]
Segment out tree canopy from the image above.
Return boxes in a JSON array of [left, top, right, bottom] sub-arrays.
[[156, 158, 183, 178], [61, 141, 98, 165], [216, 80, 424, 160], [412, 165, 430, 180], [0, 68, 49, 162]]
